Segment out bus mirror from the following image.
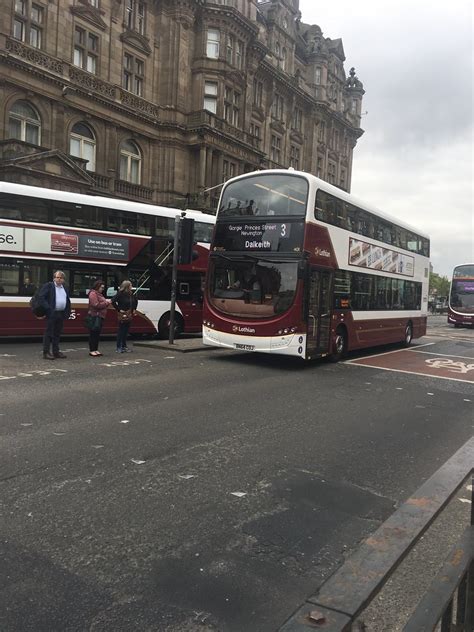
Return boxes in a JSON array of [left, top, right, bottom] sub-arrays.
[[297, 260, 307, 279]]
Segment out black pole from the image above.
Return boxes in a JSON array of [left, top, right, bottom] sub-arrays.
[[168, 215, 181, 345]]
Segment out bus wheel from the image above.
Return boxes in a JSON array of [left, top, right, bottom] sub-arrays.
[[403, 322, 413, 347], [329, 327, 347, 362], [158, 312, 184, 339]]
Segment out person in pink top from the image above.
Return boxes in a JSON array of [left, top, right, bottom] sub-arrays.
[[87, 279, 111, 357]]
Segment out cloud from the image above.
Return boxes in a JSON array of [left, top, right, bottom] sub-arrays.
[[299, 0, 473, 276]]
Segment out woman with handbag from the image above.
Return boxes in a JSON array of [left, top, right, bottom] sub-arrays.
[[112, 280, 138, 353], [87, 279, 111, 357]]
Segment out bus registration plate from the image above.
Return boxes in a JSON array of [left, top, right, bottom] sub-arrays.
[[235, 343, 255, 351]]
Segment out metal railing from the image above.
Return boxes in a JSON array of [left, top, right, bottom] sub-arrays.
[[279, 437, 474, 631]]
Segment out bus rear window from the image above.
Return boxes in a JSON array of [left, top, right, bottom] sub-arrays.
[[219, 174, 308, 218]]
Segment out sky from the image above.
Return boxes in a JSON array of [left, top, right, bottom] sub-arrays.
[[299, 0, 473, 278]]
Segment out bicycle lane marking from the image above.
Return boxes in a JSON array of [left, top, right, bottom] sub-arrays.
[[344, 345, 474, 384]]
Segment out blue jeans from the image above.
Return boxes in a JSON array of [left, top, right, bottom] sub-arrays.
[[116, 321, 131, 350]]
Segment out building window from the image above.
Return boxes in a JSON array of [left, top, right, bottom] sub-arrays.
[[318, 121, 326, 142], [204, 81, 218, 114], [250, 122, 260, 139], [226, 33, 234, 64], [281, 47, 287, 72], [253, 79, 263, 107], [271, 134, 281, 163], [8, 100, 41, 145], [275, 41, 280, 58], [223, 159, 236, 181], [73, 26, 99, 74], [271, 93, 284, 120], [70, 122, 96, 171], [125, 0, 145, 35], [120, 139, 141, 184], [292, 107, 302, 132], [328, 161, 336, 185], [289, 145, 300, 170], [317, 156, 323, 178], [123, 53, 144, 96], [206, 28, 219, 58], [333, 129, 339, 150], [88, 0, 99, 6], [13, 0, 44, 49], [315, 67, 321, 85], [351, 98, 357, 115], [236, 40, 243, 70], [340, 169, 346, 189], [224, 87, 240, 127]]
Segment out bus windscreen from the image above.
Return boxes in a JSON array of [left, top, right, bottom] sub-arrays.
[[218, 174, 308, 218]]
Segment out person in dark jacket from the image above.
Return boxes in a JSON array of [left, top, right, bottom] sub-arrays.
[[38, 270, 71, 360], [112, 280, 138, 353]]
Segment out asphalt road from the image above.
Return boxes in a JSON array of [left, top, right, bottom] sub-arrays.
[[1, 316, 473, 631]]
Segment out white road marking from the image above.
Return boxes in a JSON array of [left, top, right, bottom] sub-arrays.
[[408, 349, 474, 360], [344, 343, 436, 364], [345, 363, 474, 384]]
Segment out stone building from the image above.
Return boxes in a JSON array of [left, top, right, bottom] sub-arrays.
[[0, 0, 364, 210]]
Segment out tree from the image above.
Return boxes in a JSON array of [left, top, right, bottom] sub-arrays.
[[429, 271, 450, 297]]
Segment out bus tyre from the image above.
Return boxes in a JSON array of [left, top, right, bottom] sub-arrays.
[[329, 328, 347, 362], [403, 322, 413, 347], [158, 312, 184, 339]]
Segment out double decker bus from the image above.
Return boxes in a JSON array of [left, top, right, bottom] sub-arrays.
[[447, 264, 474, 328], [0, 182, 215, 337], [203, 169, 430, 360]]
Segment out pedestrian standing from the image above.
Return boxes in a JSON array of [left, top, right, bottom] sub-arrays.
[[112, 280, 138, 353], [87, 279, 111, 357], [38, 270, 71, 360]]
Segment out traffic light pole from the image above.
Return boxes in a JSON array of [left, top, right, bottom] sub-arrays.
[[168, 215, 181, 345]]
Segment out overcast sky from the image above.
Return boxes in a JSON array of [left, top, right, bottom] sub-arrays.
[[299, 0, 473, 278]]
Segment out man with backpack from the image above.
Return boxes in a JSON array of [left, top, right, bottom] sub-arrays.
[[37, 270, 71, 360]]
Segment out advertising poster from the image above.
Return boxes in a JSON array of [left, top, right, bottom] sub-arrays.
[[348, 238, 414, 277]]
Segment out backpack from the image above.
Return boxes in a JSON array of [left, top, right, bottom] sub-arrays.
[[30, 289, 47, 317]]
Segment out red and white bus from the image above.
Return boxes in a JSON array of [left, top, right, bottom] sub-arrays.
[[0, 182, 215, 337], [447, 264, 474, 328], [203, 169, 430, 360]]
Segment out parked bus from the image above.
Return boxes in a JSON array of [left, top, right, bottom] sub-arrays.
[[447, 264, 474, 328], [0, 182, 215, 337], [202, 169, 430, 360]]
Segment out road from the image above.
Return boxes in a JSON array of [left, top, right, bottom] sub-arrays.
[[1, 316, 473, 631]]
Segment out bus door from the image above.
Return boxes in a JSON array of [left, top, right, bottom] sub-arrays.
[[306, 268, 333, 357]]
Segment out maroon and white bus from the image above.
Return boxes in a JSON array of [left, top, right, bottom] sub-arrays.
[[0, 182, 215, 337], [202, 169, 430, 360], [447, 264, 474, 328]]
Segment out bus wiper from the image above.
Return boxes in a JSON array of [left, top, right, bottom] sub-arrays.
[[211, 251, 233, 262], [241, 253, 294, 264]]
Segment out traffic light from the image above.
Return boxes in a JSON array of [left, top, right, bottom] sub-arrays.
[[178, 217, 195, 264]]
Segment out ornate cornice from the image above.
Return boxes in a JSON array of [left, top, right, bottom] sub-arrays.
[[5, 38, 63, 75], [120, 90, 160, 120], [119, 29, 152, 55], [70, 4, 107, 31], [69, 67, 116, 99]]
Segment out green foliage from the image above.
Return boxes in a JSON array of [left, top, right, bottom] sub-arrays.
[[429, 271, 450, 297]]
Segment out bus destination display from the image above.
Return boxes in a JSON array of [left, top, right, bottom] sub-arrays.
[[213, 221, 304, 253]]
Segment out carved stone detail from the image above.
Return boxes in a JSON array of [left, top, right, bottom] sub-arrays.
[[70, 4, 107, 30], [6, 38, 63, 75], [119, 29, 152, 55], [119, 90, 160, 119], [69, 67, 116, 98]]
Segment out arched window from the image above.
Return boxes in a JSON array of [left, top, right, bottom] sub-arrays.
[[69, 122, 96, 171], [119, 139, 141, 184], [8, 101, 41, 145], [282, 47, 287, 72]]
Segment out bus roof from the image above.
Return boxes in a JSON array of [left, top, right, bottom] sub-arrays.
[[223, 169, 430, 240], [0, 181, 215, 224]]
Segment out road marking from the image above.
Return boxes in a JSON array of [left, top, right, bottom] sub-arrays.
[[99, 359, 152, 367], [345, 362, 474, 383], [0, 368, 68, 380], [407, 350, 474, 360], [345, 347, 474, 383]]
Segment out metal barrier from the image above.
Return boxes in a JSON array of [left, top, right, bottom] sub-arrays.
[[279, 437, 474, 631]]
